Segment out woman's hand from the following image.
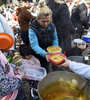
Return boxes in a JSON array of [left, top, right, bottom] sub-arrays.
[[14, 66, 20, 75], [14, 67, 30, 80], [21, 72, 32, 80], [21, 72, 26, 80], [45, 52, 50, 62], [8, 50, 14, 57], [60, 58, 71, 68]]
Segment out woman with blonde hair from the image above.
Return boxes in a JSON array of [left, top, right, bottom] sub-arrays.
[[28, 0, 59, 72]]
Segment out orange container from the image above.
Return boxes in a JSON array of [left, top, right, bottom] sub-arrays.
[[0, 33, 14, 51], [48, 53, 66, 66]]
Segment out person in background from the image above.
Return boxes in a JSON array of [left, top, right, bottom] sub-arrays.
[[0, 50, 27, 100], [88, 13, 90, 27], [60, 58, 90, 79], [5, 7, 12, 21], [87, 7, 90, 27], [19, 44, 41, 67], [16, 0, 33, 46], [19, 44, 41, 100], [0, 13, 15, 57], [46, 0, 75, 56], [71, 0, 89, 38], [28, 0, 59, 72], [68, 0, 80, 16], [11, 6, 18, 25]]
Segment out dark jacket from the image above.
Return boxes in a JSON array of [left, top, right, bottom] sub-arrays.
[[47, 0, 75, 53], [29, 18, 55, 50], [71, 3, 89, 38]]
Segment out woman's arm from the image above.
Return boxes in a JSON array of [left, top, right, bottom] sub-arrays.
[[0, 64, 22, 96], [52, 27, 59, 46], [69, 61, 90, 79], [29, 28, 46, 57], [60, 58, 90, 79]]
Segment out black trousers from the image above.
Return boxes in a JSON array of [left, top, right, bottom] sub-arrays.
[[15, 87, 26, 100]]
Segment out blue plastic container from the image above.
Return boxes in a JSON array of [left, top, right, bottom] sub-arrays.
[[82, 35, 90, 42]]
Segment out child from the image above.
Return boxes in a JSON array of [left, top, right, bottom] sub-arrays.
[[19, 45, 41, 67], [0, 50, 26, 100], [19, 45, 41, 99]]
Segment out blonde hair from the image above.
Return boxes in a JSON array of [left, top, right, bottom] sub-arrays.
[[36, 0, 52, 20]]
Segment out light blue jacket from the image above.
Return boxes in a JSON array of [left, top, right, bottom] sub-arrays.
[[29, 25, 59, 57]]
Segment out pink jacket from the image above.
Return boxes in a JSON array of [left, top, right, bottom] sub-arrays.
[[0, 51, 21, 100], [21, 55, 41, 67]]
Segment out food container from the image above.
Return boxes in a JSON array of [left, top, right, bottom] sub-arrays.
[[82, 35, 90, 42], [47, 46, 62, 54], [0, 33, 14, 51], [77, 43, 86, 50], [48, 53, 66, 66], [71, 39, 86, 50], [18, 64, 47, 81]]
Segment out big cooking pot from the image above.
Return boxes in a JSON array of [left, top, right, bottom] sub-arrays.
[[37, 71, 90, 100]]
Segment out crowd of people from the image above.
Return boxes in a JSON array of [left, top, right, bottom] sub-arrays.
[[0, 0, 90, 100]]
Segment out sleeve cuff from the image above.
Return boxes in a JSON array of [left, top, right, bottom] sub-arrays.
[[15, 75, 22, 80]]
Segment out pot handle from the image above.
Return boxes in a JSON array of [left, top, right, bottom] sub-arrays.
[[31, 88, 39, 99]]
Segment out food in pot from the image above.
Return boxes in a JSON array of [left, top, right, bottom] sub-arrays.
[[43, 91, 86, 100], [40, 81, 88, 100], [43, 90, 75, 100], [72, 79, 77, 86], [47, 46, 62, 54]]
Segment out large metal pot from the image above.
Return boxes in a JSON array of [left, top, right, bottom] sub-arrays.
[[37, 71, 90, 100]]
